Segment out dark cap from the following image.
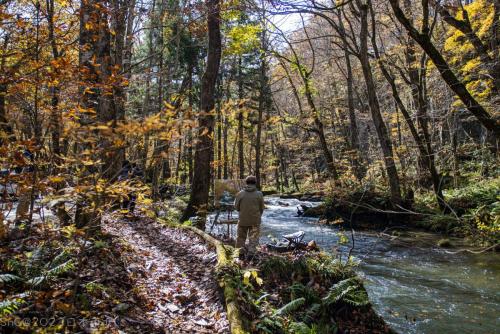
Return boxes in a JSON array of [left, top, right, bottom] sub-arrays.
[[245, 175, 257, 184]]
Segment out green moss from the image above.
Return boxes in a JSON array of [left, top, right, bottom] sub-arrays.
[[444, 178, 499, 212], [414, 177, 500, 243], [437, 239, 453, 248], [418, 214, 459, 233]]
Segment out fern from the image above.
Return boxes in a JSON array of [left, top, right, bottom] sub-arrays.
[[0, 273, 23, 284], [26, 276, 46, 287], [49, 250, 70, 267], [289, 283, 320, 304], [260, 256, 292, 279], [47, 259, 74, 276], [310, 323, 337, 334], [274, 297, 306, 316], [322, 278, 369, 307], [288, 321, 313, 334], [303, 303, 321, 323], [0, 297, 24, 315], [287, 321, 337, 334], [255, 293, 270, 305], [25, 246, 47, 278], [256, 317, 283, 334], [27, 260, 75, 288], [342, 288, 370, 307], [323, 284, 357, 305]]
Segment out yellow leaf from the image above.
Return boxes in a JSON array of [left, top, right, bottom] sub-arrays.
[[48, 176, 65, 183], [200, 128, 209, 137], [164, 102, 175, 110], [243, 271, 251, 285]]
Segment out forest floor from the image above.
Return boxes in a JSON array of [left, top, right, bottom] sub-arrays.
[[0, 208, 229, 334], [102, 214, 230, 333]]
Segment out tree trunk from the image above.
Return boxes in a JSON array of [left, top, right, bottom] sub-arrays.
[[216, 79, 222, 180], [389, 0, 500, 138], [181, 0, 222, 222], [237, 57, 245, 179], [0, 83, 13, 145], [276, 36, 338, 179], [77, 0, 114, 227], [0, 37, 12, 144], [255, 37, 269, 188], [176, 137, 182, 183], [223, 106, 229, 179], [111, 0, 127, 121], [187, 62, 194, 184], [399, 0, 446, 210], [46, 0, 61, 156], [436, 1, 500, 94], [358, 0, 402, 204], [344, 47, 363, 179], [123, 0, 136, 81], [337, 9, 364, 180]]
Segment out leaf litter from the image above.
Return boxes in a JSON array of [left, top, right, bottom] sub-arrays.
[[104, 215, 229, 333]]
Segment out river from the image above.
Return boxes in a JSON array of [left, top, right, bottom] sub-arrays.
[[209, 196, 500, 334]]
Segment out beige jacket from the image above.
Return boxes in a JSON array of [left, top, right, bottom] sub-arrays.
[[234, 185, 265, 226]]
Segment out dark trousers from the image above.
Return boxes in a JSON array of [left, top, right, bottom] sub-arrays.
[[122, 193, 137, 213]]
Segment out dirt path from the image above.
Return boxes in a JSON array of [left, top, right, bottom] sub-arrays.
[[104, 216, 229, 333]]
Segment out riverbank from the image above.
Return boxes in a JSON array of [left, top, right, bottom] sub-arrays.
[[253, 196, 500, 333], [286, 178, 499, 249], [233, 250, 395, 334]]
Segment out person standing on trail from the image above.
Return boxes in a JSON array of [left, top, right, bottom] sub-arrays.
[[15, 149, 34, 223], [118, 160, 143, 214], [234, 176, 265, 254]]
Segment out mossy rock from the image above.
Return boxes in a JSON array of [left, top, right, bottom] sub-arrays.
[[279, 192, 303, 199], [437, 238, 453, 248], [262, 189, 278, 196], [302, 204, 326, 218]]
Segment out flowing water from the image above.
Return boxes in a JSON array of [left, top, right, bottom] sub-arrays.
[[209, 196, 500, 334]]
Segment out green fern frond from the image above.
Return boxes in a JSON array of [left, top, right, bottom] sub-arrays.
[[47, 259, 75, 276], [27, 260, 75, 287], [322, 284, 357, 305], [26, 276, 46, 287], [256, 317, 283, 333], [303, 303, 321, 323], [274, 297, 306, 316], [322, 278, 369, 307], [0, 274, 23, 284], [288, 321, 312, 334], [25, 246, 47, 277], [289, 283, 320, 304], [287, 321, 337, 334], [28, 247, 45, 264], [343, 288, 370, 307], [255, 293, 270, 305], [0, 297, 24, 315], [48, 250, 70, 268], [310, 323, 337, 334]]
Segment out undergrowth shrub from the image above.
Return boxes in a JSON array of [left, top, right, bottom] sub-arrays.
[[237, 252, 370, 334], [416, 177, 499, 244]]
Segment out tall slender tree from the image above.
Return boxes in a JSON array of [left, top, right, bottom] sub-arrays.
[[181, 0, 222, 222]]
